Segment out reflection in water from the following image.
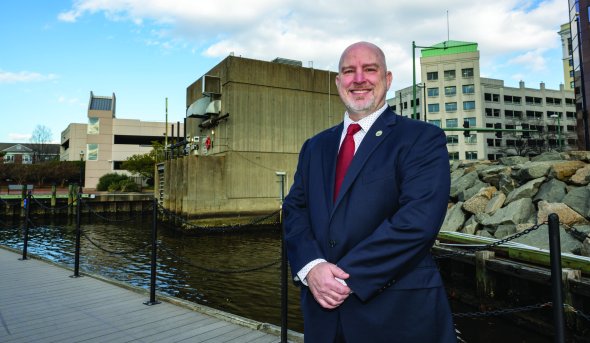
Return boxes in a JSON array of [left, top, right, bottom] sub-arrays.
[[0, 215, 551, 341]]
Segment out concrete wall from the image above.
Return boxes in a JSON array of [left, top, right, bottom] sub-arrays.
[[166, 56, 345, 216]]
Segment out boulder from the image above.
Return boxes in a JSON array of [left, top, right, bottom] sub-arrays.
[[570, 164, 590, 186], [533, 178, 567, 203], [481, 198, 535, 228], [461, 216, 479, 235], [485, 192, 506, 214], [479, 165, 511, 188], [450, 171, 478, 199], [495, 224, 516, 238], [458, 180, 489, 202], [562, 186, 590, 218], [564, 151, 590, 162], [531, 152, 564, 162], [512, 162, 552, 183], [582, 238, 590, 257], [550, 160, 587, 182], [498, 173, 518, 195], [505, 177, 546, 204], [441, 202, 467, 232], [463, 186, 497, 215], [537, 201, 590, 226], [499, 156, 529, 166]]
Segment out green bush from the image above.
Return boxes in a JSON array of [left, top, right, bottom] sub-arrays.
[[96, 173, 128, 191], [117, 179, 140, 192]]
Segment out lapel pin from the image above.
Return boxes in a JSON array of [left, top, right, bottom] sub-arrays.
[[376, 130, 383, 137]]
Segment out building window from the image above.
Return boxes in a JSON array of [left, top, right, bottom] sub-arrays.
[[462, 84, 475, 94], [449, 152, 459, 161], [87, 118, 99, 135], [429, 120, 441, 127], [464, 117, 476, 127], [445, 86, 457, 96], [445, 102, 457, 112], [427, 72, 438, 81], [428, 104, 440, 113], [465, 151, 478, 160], [446, 135, 459, 145], [87, 144, 98, 161], [462, 68, 474, 78], [463, 101, 475, 110], [446, 118, 458, 128], [427, 87, 439, 96], [444, 70, 456, 80], [465, 134, 477, 144]]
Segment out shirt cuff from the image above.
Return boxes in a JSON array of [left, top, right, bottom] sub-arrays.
[[296, 259, 326, 286]]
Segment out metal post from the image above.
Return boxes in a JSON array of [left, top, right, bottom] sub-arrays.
[[548, 213, 565, 343], [412, 41, 417, 120], [20, 191, 32, 260], [72, 192, 82, 278], [145, 197, 160, 305], [276, 171, 288, 343]]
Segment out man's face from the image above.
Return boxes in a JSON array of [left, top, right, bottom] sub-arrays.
[[335, 43, 392, 119]]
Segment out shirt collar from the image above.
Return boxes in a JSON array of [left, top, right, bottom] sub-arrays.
[[343, 103, 388, 133]]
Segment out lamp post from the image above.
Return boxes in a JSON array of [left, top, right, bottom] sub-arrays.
[[416, 82, 427, 122], [79, 150, 85, 192], [550, 114, 562, 151]]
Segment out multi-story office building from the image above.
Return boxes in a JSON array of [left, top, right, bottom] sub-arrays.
[[568, 0, 590, 150], [60, 92, 181, 189], [388, 40, 576, 161]]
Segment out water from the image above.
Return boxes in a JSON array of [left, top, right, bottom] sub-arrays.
[[0, 215, 552, 342]]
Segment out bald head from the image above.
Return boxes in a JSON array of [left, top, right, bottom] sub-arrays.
[[338, 41, 387, 72]]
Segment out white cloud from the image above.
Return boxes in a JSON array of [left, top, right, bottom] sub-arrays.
[[0, 70, 58, 84], [57, 0, 569, 88], [8, 133, 31, 142]]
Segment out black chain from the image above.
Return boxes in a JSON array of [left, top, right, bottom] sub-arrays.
[[158, 243, 280, 274], [564, 304, 590, 322], [30, 195, 76, 211], [80, 228, 151, 255], [561, 223, 590, 243], [435, 221, 547, 259]]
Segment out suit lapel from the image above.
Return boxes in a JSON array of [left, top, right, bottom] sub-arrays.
[[332, 109, 398, 209]]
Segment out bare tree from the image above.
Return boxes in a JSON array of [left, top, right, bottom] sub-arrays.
[[497, 117, 554, 157], [29, 125, 53, 163]]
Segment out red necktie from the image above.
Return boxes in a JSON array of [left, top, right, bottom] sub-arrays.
[[334, 123, 361, 201]]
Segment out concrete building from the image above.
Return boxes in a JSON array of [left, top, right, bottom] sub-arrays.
[[559, 22, 575, 91], [60, 92, 181, 189], [388, 40, 576, 161], [568, 0, 590, 150], [159, 55, 344, 216]]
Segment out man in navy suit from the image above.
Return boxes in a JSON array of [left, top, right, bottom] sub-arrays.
[[283, 41, 456, 342]]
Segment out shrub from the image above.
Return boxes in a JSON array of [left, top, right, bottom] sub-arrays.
[[96, 173, 128, 191]]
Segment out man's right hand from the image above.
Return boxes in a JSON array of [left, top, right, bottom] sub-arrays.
[[306, 262, 351, 309]]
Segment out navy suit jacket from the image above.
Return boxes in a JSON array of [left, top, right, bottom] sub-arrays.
[[283, 107, 456, 342]]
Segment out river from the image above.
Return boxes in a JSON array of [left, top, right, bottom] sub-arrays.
[[0, 214, 551, 342]]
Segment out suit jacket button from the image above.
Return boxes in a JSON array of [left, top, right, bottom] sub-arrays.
[[329, 240, 336, 247]]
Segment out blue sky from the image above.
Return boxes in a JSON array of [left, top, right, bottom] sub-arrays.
[[1, 0, 569, 144]]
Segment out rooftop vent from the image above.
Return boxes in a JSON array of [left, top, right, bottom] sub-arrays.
[[271, 57, 302, 67]]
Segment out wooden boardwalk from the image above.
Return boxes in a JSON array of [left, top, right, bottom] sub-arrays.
[[0, 247, 290, 343]]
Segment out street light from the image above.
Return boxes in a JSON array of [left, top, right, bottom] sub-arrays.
[[550, 114, 563, 151], [79, 150, 85, 192], [416, 82, 427, 122]]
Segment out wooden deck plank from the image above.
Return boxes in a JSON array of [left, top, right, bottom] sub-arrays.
[[0, 247, 291, 343]]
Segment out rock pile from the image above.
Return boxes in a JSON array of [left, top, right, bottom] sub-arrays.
[[442, 151, 590, 257]]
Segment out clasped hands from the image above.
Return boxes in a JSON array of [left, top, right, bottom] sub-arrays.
[[306, 262, 351, 309]]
